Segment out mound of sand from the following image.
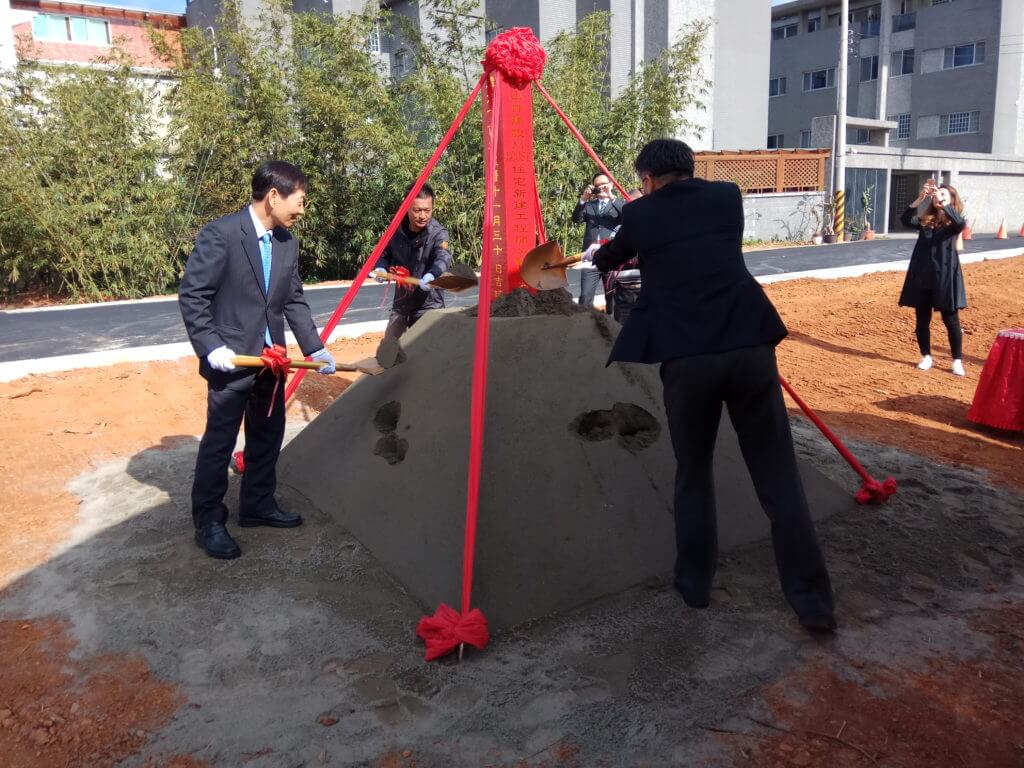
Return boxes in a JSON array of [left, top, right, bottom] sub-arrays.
[[279, 306, 850, 629]]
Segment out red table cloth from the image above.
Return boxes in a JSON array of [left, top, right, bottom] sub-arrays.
[[968, 328, 1024, 431]]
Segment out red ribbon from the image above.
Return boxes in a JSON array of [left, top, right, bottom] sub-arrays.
[[389, 265, 413, 295], [416, 604, 490, 662], [259, 344, 292, 417], [779, 375, 897, 505]]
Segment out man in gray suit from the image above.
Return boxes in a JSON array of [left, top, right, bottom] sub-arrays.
[[179, 161, 335, 559]]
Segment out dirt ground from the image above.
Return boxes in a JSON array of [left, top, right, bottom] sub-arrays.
[[0, 258, 1022, 767]]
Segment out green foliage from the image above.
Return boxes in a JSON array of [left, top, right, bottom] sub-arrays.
[[0, 52, 179, 299], [0, 0, 709, 300]]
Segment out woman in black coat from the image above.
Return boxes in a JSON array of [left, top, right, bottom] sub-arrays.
[[898, 180, 968, 376]]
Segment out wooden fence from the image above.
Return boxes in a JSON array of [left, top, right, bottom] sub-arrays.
[[694, 149, 829, 194]]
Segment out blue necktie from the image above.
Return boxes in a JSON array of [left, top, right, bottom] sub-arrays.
[[260, 232, 272, 347]]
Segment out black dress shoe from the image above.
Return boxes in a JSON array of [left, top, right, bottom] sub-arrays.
[[798, 612, 837, 634], [238, 506, 302, 528], [674, 580, 710, 609], [194, 522, 241, 559]]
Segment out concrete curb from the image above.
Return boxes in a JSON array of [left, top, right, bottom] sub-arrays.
[[2, 248, 1019, 382], [0, 320, 388, 382]]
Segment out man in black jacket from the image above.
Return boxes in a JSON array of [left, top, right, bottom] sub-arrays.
[[370, 183, 453, 342], [179, 161, 335, 560], [572, 172, 624, 309], [590, 139, 835, 633]]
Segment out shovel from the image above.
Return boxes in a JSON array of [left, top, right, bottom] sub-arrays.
[[232, 355, 385, 376], [520, 241, 586, 291], [378, 267, 478, 293]]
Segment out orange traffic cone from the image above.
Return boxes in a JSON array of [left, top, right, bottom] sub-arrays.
[[963, 219, 973, 240], [1018, 222, 1024, 237], [996, 218, 1008, 239]]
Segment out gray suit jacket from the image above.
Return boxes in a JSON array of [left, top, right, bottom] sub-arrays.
[[179, 208, 322, 381]]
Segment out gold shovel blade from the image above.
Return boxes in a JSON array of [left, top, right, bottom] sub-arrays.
[[520, 241, 570, 291]]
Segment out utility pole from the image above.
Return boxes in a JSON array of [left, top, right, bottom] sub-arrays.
[[835, 0, 849, 239]]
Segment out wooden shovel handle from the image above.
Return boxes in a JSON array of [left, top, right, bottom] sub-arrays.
[[233, 355, 325, 370], [541, 253, 585, 270]]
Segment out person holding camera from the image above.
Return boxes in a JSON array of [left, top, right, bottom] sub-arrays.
[[898, 179, 968, 376], [571, 172, 624, 309]]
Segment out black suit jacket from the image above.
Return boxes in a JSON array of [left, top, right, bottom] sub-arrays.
[[179, 208, 323, 381], [572, 197, 625, 249], [594, 178, 787, 365]]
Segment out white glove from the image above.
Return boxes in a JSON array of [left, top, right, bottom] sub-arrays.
[[582, 243, 602, 263], [311, 348, 336, 375], [418, 272, 435, 291], [207, 345, 237, 373], [369, 268, 388, 284]]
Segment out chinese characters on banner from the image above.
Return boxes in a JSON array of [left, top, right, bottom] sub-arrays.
[[482, 71, 542, 296]]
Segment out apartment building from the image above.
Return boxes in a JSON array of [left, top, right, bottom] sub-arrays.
[[769, 0, 1024, 233], [5, 0, 183, 73], [185, 0, 770, 152]]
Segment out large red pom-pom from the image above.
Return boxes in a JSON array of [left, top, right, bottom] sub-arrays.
[[483, 27, 546, 88]]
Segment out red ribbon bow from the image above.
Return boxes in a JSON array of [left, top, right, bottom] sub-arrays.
[[416, 604, 490, 661], [259, 344, 292, 417], [855, 476, 898, 505]]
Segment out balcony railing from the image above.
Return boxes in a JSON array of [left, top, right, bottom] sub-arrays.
[[892, 12, 916, 32], [858, 19, 881, 38]]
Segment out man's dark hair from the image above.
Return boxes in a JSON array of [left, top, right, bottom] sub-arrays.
[[592, 172, 609, 184], [634, 139, 695, 179], [252, 161, 308, 201], [405, 182, 434, 200]]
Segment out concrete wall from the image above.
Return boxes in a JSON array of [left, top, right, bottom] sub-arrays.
[[951, 173, 1024, 234], [712, 0, 768, 150], [768, 21, 841, 149], [991, 0, 1024, 156], [742, 191, 826, 242]]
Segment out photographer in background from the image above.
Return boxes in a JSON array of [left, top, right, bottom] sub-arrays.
[[571, 172, 624, 309]]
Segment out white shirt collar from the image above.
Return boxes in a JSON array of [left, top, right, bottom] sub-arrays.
[[248, 204, 271, 241]]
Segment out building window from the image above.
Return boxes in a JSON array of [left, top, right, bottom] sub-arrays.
[[803, 67, 836, 92], [889, 113, 911, 140], [367, 21, 381, 54], [850, 5, 881, 38], [772, 23, 798, 40], [393, 48, 412, 75], [807, 15, 821, 33], [939, 110, 980, 135], [827, 12, 841, 27], [767, 134, 784, 149], [890, 49, 914, 76], [32, 14, 109, 45], [860, 55, 879, 82], [892, 12, 916, 32], [855, 128, 871, 145], [485, 24, 504, 44], [769, 76, 786, 97], [799, 129, 812, 148], [943, 42, 985, 69]]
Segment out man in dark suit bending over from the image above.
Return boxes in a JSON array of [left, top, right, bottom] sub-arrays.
[[588, 139, 835, 633], [179, 161, 336, 560]]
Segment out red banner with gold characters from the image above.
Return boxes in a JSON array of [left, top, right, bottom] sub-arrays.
[[483, 71, 540, 295]]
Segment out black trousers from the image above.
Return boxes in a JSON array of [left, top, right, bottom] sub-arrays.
[[659, 345, 834, 619], [914, 304, 963, 359], [191, 370, 286, 528], [383, 307, 429, 342]]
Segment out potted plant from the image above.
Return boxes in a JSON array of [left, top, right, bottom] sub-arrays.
[[820, 201, 838, 243], [810, 203, 824, 244], [860, 186, 876, 240]]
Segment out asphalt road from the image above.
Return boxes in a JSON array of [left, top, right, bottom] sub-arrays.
[[2, 237, 1020, 363]]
